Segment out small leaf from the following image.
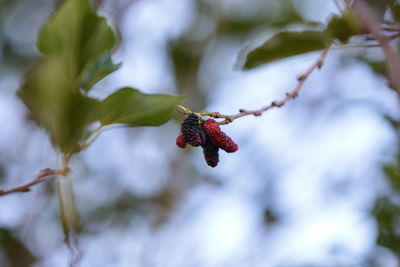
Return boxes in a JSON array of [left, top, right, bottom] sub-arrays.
[[80, 51, 121, 92], [100, 87, 184, 126], [371, 197, 400, 253], [326, 16, 350, 42], [0, 228, 37, 267], [325, 10, 363, 43], [241, 30, 330, 70]]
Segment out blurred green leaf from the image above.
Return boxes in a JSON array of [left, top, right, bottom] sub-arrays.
[[0, 228, 36, 267], [372, 197, 400, 253], [241, 30, 330, 70], [37, 0, 115, 84], [384, 165, 400, 191], [100, 87, 184, 126], [80, 51, 121, 92], [389, 1, 400, 22], [18, 60, 99, 153]]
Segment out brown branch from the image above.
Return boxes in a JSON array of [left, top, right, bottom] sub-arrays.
[[213, 44, 332, 124], [177, 44, 332, 124], [0, 168, 58, 197], [353, 0, 400, 95]]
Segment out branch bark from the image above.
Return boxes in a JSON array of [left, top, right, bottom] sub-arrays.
[[0, 168, 58, 197], [353, 0, 400, 95]]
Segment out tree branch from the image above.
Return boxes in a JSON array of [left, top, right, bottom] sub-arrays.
[[353, 0, 400, 95], [178, 43, 332, 124], [0, 168, 60, 197]]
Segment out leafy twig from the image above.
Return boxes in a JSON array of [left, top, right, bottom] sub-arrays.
[[0, 168, 59, 197], [178, 43, 332, 124], [353, 0, 400, 95]]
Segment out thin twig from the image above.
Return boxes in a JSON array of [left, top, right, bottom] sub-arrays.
[[364, 32, 400, 41], [0, 168, 58, 197], [178, 43, 332, 124], [353, 0, 400, 95], [382, 27, 400, 32]]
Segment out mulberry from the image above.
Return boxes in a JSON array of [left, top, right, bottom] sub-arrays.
[[203, 119, 238, 153], [181, 113, 205, 147], [202, 134, 219, 167], [176, 133, 187, 148]]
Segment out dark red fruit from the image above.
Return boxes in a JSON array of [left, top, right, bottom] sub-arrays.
[[202, 134, 219, 167], [176, 133, 187, 148], [203, 119, 238, 153], [181, 113, 205, 147]]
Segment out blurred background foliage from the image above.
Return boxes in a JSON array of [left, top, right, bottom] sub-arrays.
[[1, 0, 400, 266]]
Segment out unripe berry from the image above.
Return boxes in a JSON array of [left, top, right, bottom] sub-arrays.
[[176, 132, 187, 148], [203, 119, 238, 153]]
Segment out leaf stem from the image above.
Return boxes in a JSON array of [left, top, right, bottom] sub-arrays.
[[79, 125, 104, 151]]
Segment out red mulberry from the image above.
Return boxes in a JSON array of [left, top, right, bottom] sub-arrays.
[[176, 133, 187, 148], [202, 134, 219, 167], [203, 119, 238, 153], [181, 113, 205, 147]]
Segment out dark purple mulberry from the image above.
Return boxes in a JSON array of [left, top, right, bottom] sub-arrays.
[[181, 113, 205, 147], [202, 134, 219, 167]]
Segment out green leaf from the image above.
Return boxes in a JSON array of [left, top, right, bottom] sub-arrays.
[[18, 60, 99, 153], [18, 0, 116, 153], [99, 87, 184, 126], [241, 30, 330, 70], [37, 0, 116, 89], [0, 228, 37, 267], [80, 51, 121, 92]]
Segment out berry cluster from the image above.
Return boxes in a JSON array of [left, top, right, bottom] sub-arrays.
[[176, 113, 238, 167]]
